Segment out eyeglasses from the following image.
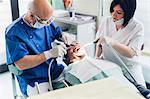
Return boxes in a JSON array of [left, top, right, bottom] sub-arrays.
[[33, 15, 54, 25]]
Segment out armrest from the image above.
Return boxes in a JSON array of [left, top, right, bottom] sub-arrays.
[[8, 64, 23, 75]]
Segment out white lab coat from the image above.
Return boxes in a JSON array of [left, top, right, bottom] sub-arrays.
[[96, 16, 146, 87]]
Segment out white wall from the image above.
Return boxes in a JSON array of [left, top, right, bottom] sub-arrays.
[[73, 0, 103, 26], [135, 0, 150, 50], [73, 0, 101, 16]]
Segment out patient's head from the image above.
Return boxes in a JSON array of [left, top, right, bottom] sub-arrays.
[[64, 41, 86, 65]]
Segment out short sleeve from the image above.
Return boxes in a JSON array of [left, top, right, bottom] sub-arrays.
[[5, 35, 29, 64], [128, 23, 144, 55], [50, 22, 63, 39]]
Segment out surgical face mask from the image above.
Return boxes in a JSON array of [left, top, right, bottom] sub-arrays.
[[32, 21, 46, 29], [114, 18, 124, 25], [32, 15, 54, 29]]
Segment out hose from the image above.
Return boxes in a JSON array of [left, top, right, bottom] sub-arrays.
[[106, 44, 150, 99]]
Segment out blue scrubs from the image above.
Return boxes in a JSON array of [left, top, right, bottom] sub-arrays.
[[5, 17, 64, 95]]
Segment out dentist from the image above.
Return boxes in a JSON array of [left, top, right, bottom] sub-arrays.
[[5, 0, 71, 97], [95, 0, 146, 87]]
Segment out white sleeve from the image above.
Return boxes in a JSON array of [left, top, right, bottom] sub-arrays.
[[128, 23, 144, 55]]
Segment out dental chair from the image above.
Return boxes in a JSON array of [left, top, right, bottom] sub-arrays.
[[8, 61, 66, 98], [8, 64, 25, 99]]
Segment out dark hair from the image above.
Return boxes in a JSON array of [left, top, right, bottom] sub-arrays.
[[63, 53, 70, 66], [110, 0, 136, 26]]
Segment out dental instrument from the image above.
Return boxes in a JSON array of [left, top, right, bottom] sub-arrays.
[[79, 38, 150, 99], [105, 44, 150, 99], [79, 38, 100, 50]]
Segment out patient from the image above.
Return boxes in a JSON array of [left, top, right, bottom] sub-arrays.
[[63, 41, 86, 65], [53, 42, 138, 92]]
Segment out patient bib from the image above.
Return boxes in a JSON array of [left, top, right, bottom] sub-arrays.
[[67, 57, 102, 83]]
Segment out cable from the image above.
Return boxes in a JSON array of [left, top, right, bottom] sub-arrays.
[[48, 59, 54, 91], [62, 80, 69, 87], [106, 44, 150, 99]]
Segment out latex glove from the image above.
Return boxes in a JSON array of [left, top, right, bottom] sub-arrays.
[[97, 36, 115, 45], [61, 32, 75, 45], [75, 48, 87, 57], [44, 45, 67, 60]]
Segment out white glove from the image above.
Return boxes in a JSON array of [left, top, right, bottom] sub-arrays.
[[61, 32, 75, 45], [97, 36, 115, 45], [75, 48, 87, 57], [44, 45, 67, 60]]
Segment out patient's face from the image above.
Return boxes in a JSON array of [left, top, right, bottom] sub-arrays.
[[66, 41, 86, 64]]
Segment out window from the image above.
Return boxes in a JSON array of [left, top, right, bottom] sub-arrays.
[[0, 0, 30, 65], [0, 0, 11, 65], [18, 0, 30, 16]]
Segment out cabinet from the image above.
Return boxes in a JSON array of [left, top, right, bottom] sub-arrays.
[[54, 14, 96, 57]]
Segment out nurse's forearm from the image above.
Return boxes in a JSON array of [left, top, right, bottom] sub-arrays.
[[112, 42, 136, 58], [15, 53, 46, 70], [95, 44, 102, 58]]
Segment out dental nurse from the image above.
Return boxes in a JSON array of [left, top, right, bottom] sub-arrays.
[[95, 0, 146, 87]]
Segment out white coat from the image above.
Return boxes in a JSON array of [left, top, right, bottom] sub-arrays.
[[96, 16, 146, 87]]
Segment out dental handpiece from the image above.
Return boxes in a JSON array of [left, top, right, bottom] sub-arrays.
[[80, 38, 100, 49], [93, 38, 100, 43], [55, 38, 100, 50], [54, 40, 74, 51]]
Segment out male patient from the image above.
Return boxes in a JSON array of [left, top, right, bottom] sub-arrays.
[[52, 42, 138, 91]]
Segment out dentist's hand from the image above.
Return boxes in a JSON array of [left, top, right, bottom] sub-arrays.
[[61, 32, 75, 45], [44, 45, 67, 60]]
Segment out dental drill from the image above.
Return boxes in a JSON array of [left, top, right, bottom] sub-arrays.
[[79, 38, 100, 50]]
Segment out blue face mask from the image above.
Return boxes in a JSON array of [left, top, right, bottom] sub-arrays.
[[32, 21, 46, 29], [32, 15, 54, 29]]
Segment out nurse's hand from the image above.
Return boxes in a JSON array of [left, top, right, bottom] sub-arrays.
[[44, 45, 67, 60], [97, 36, 115, 45]]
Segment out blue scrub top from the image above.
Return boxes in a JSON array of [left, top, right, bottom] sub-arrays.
[[5, 17, 64, 95]]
